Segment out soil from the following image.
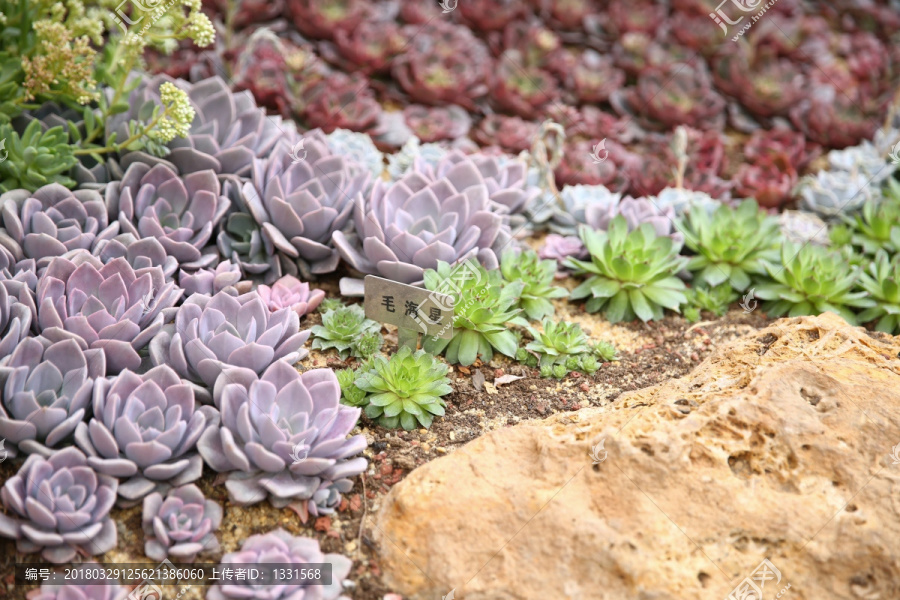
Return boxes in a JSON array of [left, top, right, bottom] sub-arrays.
[[0, 271, 773, 600]]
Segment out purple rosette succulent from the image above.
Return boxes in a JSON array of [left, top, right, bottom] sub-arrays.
[[0, 274, 34, 357], [148, 291, 310, 403], [197, 361, 367, 510], [104, 163, 231, 269], [539, 234, 589, 268], [0, 447, 117, 563], [178, 260, 243, 296], [74, 365, 218, 504], [431, 150, 539, 218], [25, 563, 124, 600], [332, 156, 513, 285], [0, 337, 105, 457], [244, 132, 370, 275], [36, 252, 182, 373], [0, 184, 113, 266], [207, 528, 352, 600], [256, 275, 325, 319], [142, 483, 222, 562], [90, 234, 179, 280]]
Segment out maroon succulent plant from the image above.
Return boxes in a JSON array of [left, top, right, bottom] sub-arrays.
[[566, 49, 625, 104], [611, 63, 726, 131], [554, 141, 629, 191], [606, 0, 668, 35], [457, 0, 528, 32], [287, 0, 369, 40], [472, 115, 540, 154], [403, 105, 472, 143], [712, 51, 807, 118], [735, 155, 797, 209], [233, 28, 323, 118], [298, 72, 381, 134], [611, 33, 692, 77], [789, 86, 878, 149], [392, 22, 489, 110], [491, 51, 561, 120], [744, 129, 820, 172], [497, 21, 562, 67], [332, 20, 406, 75]]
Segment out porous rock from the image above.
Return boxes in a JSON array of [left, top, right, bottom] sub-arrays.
[[374, 313, 900, 599]]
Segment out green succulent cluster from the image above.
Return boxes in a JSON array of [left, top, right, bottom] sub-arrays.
[[311, 304, 383, 359], [680, 199, 781, 292], [336, 366, 368, 407], [318, 297, 345, 313], [0, 120, 77, 191], [846, 184, 900, 255], [355, 347, 452, 430], [517, 319, 615, 378], [500, 248, 567, 321], [682, 283, 739, 322], [566, 216, 688, 323], [754, 243, 873, 325], [856, 250, 900, 334], [422, 261, 525, 366]]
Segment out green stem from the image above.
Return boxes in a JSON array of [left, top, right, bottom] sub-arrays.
[[74, 102, 167, 156]]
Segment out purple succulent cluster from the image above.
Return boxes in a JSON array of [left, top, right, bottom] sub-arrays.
[[142, 483, 223, 562], [198, 361, 367, 511]]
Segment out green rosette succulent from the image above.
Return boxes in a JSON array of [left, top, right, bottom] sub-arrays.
[[357, 347, 452, 430], [0, 121, 77, 191], [311, 304, 382, 359], [680, 199, 781, 292], [500, 248, 567, 321], [422, 260, 525, 366], [318, 297, 346, 313], [337, 367, 368, 407], [682, 283, 739, 322], [856, 250, 900, 334], [565, 216, 688, 323], [846, 185, 900, 255], [522, 319, 613, 378], [754, 243, 874, 325]]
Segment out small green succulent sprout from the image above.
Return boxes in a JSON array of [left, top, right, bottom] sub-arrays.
[[422, 260, 525, 366], [350, 330, 383, 360], [357, 347, 453, 430], [337, 368, 368, 407], [526, 319, 593, 368], [566, 216, 688, 323], [592, 340, 617, 362], [500, 248, 567, 321], [680, 199, 781, 292], [311, 304, 382, 359], [856, 250, 900, 334], [515, 347, 539, 368], [524, 319, 613, 378], [683, 283, 739, 320], [318, 297, 345, 313], [846, 189, 900, 255], [754, 243, 874, 325]]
